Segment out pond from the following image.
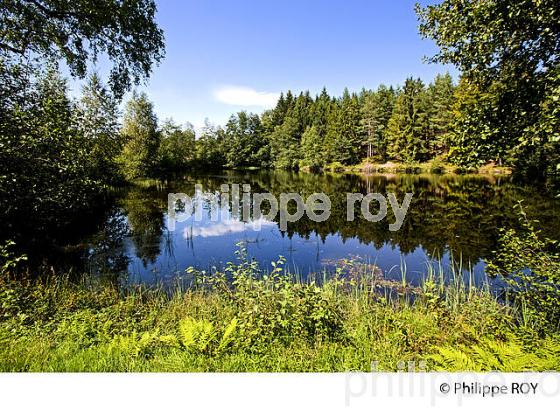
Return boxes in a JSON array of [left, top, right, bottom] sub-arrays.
[[53, 170, 556, 289]]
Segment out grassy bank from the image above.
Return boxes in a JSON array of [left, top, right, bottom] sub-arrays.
[[1, 249, 559, 372], [308, 160, 513, 175]]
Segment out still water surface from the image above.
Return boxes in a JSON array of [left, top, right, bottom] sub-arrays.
[[72, 171, 560, 288]]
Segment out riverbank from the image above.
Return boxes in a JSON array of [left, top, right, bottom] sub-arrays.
[[313, 160, 513, 175], [1, 255, 558, 372]]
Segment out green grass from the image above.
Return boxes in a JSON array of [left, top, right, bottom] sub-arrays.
[[1, 250, 559, 372]]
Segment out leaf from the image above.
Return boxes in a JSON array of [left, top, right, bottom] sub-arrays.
[[218, 318, 238, 352]]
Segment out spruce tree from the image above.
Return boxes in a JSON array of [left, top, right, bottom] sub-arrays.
[[426, 73, 456, 157], [387, 78, 428, 162], [269, 115, 301, 169], [359, 85, 396, 162]]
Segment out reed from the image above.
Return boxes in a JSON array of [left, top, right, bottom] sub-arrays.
[[0, 247, 558, 372]]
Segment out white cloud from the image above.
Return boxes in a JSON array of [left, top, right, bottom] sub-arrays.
[[213, 86, 279, 108], [183, 218, 275, 238]]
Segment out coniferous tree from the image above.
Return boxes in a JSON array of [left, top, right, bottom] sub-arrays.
[[387, 78, 428, 162], [311, 88, 331, 138], [426, 73, 456, 157], [324, 98, 342, 164], [270, 92, 288, 129], [359, 85, 396, 162], [269, 115, 301, 169], [338, 89, 362, 164], [301, 125, 325, 170], [292, 91, 314, 135]]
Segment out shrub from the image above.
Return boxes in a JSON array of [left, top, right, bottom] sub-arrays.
[[486, 204, 560, 332], [189, 245, 345, 349]]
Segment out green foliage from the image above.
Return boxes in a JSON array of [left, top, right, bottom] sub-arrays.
[[191, 246, 345, 348], [194, 120, 227, 168], [76, 73, 123, 184], [269, 115, 302, 169], [118, 92, 160, 179], [328, 89, 362, 165], [1, 0, 164, 234], [387, 78, 430, 162], [247, 80, 456, 171], [237, 76, 457, 172], [157, 119, 195, 173], [0, 0, 165, 97], [430, 338, 560, 371], [1, 246, 559, 371], [178, 317, 216, 353], [360, 85, 396, 162], [0, 64, 102, 232], [177, 317, 238, 354], [0, 241, 26, 275], [426, 73, 455, 156], [487, 204, 560, 332], [417, 0, 560, 176], [448, 78, 504, 167], [300, 125, 325, 169], [223, 112, 268, 168]]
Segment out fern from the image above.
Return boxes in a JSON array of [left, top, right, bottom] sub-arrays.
[[178, 317, 216, 353], [430, 346, 478, 371], [429, 338, 560, 371]]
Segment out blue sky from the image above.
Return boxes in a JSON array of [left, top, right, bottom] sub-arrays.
[[76, 0, 456, 128]]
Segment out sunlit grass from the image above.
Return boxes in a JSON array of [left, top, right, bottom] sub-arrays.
[[0, 251, 558, 372]]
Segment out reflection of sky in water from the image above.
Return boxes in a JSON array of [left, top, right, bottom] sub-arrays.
[[125, 195, 489, 288], [183, 208, 276, 238]]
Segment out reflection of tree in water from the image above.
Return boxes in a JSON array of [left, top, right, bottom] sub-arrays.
[[275, 172, 559, 266], [108, 171, 559, 272], [218, 171, 559, 267], [86, 207, 130, 280], [120, 186, 166, 267]]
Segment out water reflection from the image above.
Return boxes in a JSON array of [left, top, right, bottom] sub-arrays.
[[81, 171, 558, 287]]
